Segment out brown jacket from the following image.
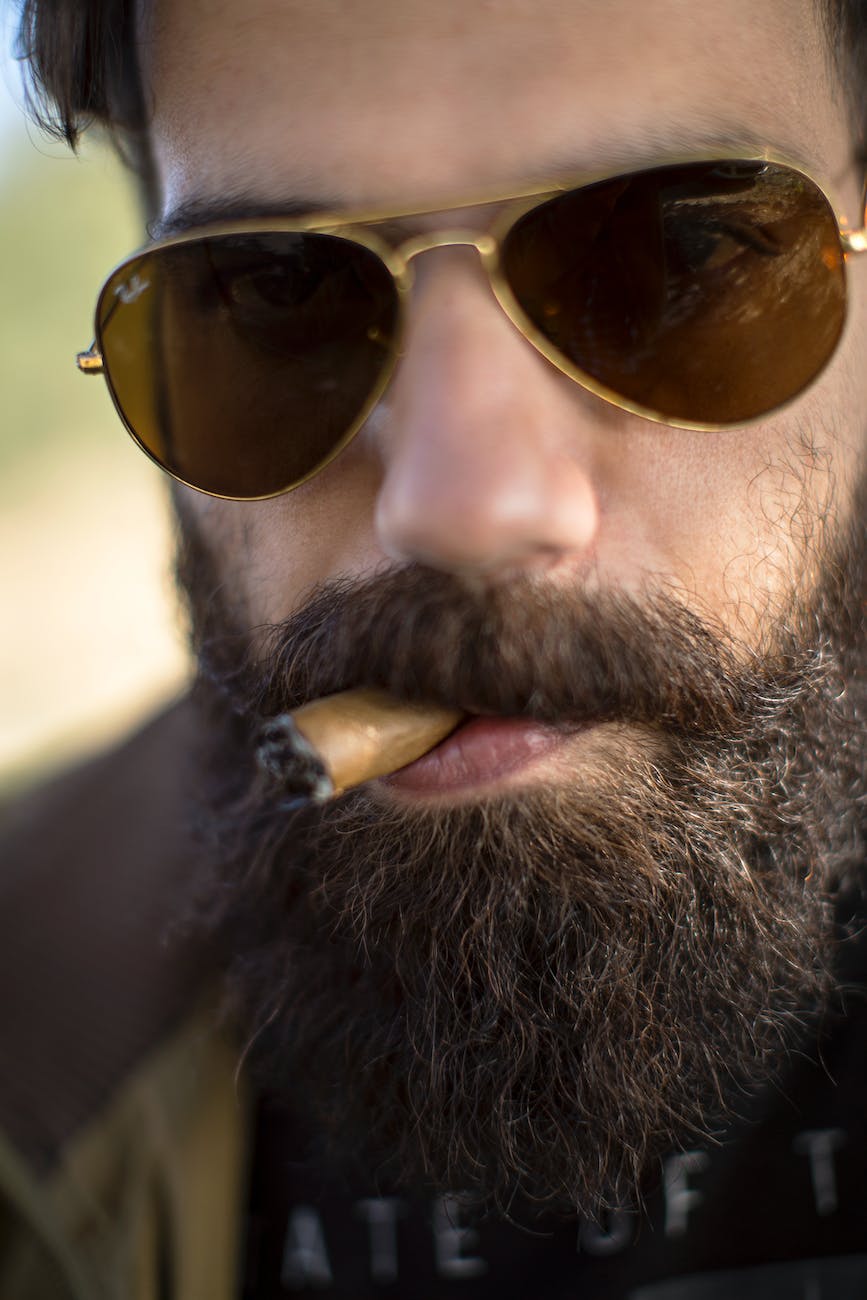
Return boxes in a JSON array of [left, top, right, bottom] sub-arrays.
[[0, 703, 248, 1299]]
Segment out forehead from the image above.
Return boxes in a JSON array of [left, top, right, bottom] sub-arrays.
[[144, 0, 847, 217]]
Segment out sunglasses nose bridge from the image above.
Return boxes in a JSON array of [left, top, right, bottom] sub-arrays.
[[397, 229, 498, 269], [389, 229, 501, 319]]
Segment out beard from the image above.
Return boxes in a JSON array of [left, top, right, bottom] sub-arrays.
[[175, 485, 867, 1218]]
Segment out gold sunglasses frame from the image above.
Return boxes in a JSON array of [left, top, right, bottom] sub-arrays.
[[77, 151, 867, 502]]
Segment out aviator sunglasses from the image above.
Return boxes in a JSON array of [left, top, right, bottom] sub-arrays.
[[77, 156, 867, 501]]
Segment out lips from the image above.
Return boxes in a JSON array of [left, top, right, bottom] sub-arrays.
[[383, 714, 566, 794]]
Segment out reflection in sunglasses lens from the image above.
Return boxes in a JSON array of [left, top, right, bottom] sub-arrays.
[[500, 160, 846, 424]]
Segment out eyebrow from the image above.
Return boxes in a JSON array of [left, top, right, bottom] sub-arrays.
[[152, 124, 821, 241], [152, 195, 340, 239]]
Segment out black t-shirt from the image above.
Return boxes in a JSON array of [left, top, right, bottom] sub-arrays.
[[241, 952, 867, 1298]]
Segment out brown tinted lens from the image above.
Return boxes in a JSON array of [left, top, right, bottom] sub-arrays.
[[97, 232, 399, 497], [500, 160, 846, 424]]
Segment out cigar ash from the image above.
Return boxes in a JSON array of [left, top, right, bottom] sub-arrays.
[[255, 713, 335, 807]]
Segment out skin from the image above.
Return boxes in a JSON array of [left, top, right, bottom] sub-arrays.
[[140, 0, 866, 793]]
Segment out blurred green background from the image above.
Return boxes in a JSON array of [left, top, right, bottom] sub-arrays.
[[1, 34, 187, 792]]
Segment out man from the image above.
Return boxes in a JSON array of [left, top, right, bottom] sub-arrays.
[[3, 0, 866, 1295]]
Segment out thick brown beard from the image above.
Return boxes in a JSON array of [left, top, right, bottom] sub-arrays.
[[175, 493, 866, 1217]]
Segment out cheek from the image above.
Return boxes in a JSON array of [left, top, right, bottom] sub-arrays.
[[699, 414, 857, 641], [182, 496, 325, 628], [178, 436, 387, 627], [614, 415, 839, 641]]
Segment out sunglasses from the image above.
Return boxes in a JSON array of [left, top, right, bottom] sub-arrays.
[[77, 156, 867, 501]]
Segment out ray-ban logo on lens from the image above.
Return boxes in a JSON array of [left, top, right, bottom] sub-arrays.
[[114, 273, 150, 305]]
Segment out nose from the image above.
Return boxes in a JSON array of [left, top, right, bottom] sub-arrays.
[[373, 249, 602, 577]]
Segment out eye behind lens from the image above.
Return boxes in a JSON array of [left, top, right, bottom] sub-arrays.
[[96, 231, 401, 498], [499, 159, 847, 426]]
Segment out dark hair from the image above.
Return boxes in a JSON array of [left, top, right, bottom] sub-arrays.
[[14, 0, 156, 201], [828, 1, 867, 129], [13, 1, 867, 169]]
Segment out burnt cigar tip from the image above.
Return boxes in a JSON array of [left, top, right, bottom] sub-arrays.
[[255, 712, 335, 803]]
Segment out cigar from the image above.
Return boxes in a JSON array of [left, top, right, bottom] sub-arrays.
[[255, 688, 464, 805]]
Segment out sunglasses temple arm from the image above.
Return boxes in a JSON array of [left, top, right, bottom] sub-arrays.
[[841, 196, 867, 255], [77, 289, 127, 373], [76, 342, 104, 374]]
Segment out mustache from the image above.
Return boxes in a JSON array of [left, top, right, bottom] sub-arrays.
[[197, 564, 798, 737]]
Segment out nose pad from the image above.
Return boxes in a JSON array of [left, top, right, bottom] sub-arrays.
[[373, 250, 601, 577]]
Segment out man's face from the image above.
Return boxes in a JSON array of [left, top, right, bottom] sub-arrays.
[[142, 0, 867, 1211], [147, 0, 863, 700]]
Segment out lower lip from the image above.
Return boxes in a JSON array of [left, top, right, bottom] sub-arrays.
[[383, 715, 565, 795]]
